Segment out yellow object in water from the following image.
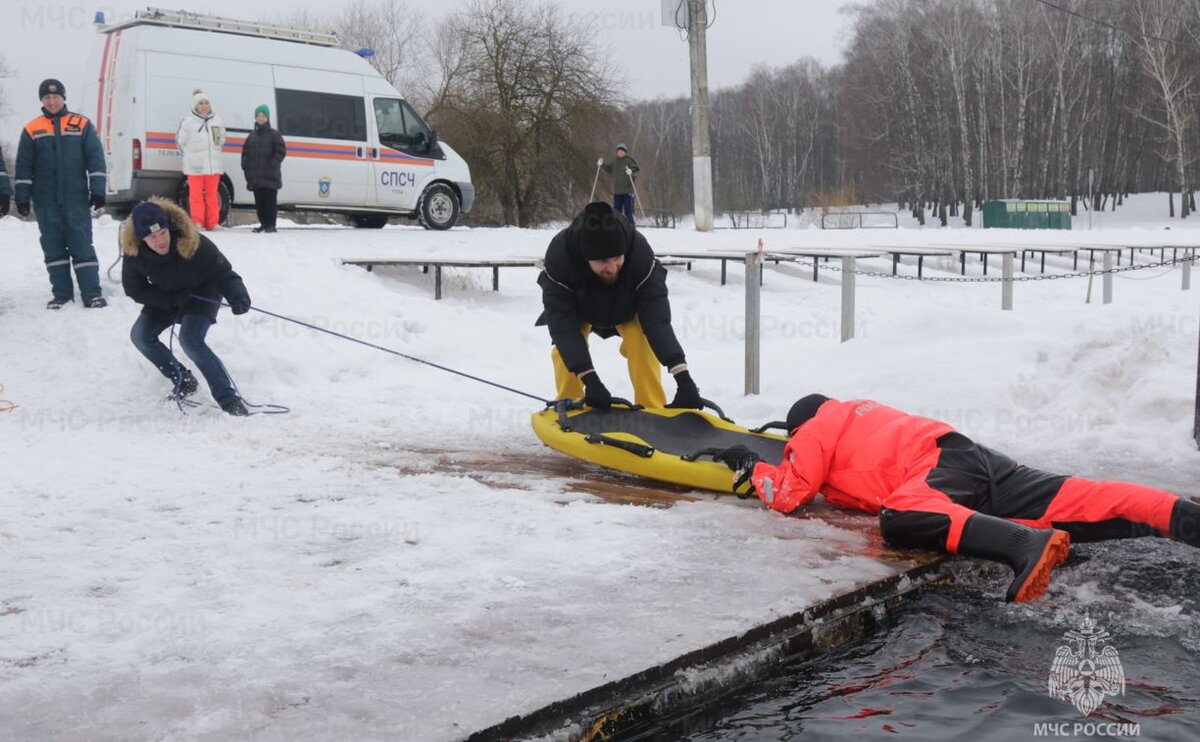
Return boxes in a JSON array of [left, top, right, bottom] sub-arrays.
[[530, 404, 789, 495]]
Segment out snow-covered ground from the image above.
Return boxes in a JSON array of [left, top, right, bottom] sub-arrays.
[[1, 195, 1197, 740]]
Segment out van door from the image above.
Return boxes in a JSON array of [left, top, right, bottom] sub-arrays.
[[370, 97, 437, 212], [272, 74, 371, 208]]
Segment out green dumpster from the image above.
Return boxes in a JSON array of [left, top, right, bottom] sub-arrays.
[[982, 200, 1072, 229]]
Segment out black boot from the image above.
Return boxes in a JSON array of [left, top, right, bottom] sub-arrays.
[[221, 398, 250, 417], [1169, 498, 1200, 547], [956, 514, 1071, 603], [175, 368, 199, 397]]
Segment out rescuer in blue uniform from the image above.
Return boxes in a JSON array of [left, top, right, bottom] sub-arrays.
[[15, 78, 109, 309]]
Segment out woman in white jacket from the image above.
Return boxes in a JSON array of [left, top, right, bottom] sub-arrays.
[[176, 89, 225, 230]]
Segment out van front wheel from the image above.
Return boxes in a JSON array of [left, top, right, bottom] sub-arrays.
[[417, 183, 459, 230]]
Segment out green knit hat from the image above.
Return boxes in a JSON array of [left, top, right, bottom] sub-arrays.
[[254, 104, 270, 119]]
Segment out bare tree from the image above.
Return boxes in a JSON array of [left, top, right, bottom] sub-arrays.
[[1133, 0, 1194, 217], [432, 0, 620, 226], [331, 0, 424, 91]]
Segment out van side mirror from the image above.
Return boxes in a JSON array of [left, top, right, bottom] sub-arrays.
[[428, 129, 439, 150]]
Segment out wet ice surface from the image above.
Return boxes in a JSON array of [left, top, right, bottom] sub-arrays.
[[678, 539, 1200, 741]]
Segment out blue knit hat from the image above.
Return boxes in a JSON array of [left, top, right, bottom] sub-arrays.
[[131, 201, 170, 240]]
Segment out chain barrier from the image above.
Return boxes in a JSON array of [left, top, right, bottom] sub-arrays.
[[791, 251, 1197, 283]]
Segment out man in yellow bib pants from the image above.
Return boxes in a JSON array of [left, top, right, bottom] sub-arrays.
[[537, 202, 700, 410]]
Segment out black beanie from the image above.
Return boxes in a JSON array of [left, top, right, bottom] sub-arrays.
[[786, 394, 831, 433], [39, 79, 66, 99], [578, 202, 626, 261]]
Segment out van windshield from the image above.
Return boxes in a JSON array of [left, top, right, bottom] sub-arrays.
[[374, 98, 431, 154]]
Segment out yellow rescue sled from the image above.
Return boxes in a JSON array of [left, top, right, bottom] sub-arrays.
[[530, 400, 789, 495]]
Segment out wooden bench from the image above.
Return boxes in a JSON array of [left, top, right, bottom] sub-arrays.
[[768, 248, 885, 282], [868, 247, 960, 279], [343, 256, 692, 299], [342, 257, 542, 299]]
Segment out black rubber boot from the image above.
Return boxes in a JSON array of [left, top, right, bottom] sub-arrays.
[[956, 514, 1071, 603], [1169, 498, 1200, 548]]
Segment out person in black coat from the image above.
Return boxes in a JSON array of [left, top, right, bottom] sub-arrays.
[[121, 198, 253, 416], [240, 104, 286, 233], [537, 201, 700, 409]]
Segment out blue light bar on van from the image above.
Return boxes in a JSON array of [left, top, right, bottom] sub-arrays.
[[355, 48, 375, 58], [94, 11, 106, 24]]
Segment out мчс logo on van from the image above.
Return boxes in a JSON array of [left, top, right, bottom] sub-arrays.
[[318, 177, 332, 198]]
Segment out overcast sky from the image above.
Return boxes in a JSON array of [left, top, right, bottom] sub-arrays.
[[2, 0, 867, 135]]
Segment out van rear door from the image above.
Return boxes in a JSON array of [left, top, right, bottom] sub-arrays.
[[369, 97, 437, 212], [272, 67, 371, 208]]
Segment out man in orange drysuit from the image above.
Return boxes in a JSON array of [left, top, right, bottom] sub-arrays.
[[713, 394, 1199, 603]]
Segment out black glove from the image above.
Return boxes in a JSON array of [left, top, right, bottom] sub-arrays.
[[16, 202, 30, 217], [666, 370, 702, 409], [581, 372, 612, 409], [713, 444, 762, 492], [89, 193, 106, 210], [0, 195, 9, 217], [230, 297, 251, 315], [172, 290, 192, 309]]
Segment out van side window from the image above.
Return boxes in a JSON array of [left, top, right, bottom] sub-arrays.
[[374, 98, 431, 154], [277, 89, 366, 141]]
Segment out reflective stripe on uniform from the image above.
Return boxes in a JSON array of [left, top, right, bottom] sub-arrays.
[[72, 261, 99, 269], [15, 179, 33, 185], [45, 259, 70, 267]]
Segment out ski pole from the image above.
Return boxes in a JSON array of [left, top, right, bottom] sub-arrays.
[[630, 174, 646, 224], [589, 158, 602, 202]]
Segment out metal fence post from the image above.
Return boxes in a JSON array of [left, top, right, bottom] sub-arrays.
[[1184, 248, 1193, 291], [745, 252, 761, 395], [1103, 251, 1113, 304], [1002, 253, 1014, 311], [841, 256, 856, 342]]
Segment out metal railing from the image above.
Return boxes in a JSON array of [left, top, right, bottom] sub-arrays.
[[715, 210, 789, 230], [820, 212, 900, 230]]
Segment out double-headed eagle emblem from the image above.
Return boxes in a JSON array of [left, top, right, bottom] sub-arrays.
[[1048, 615, 1125, 716]]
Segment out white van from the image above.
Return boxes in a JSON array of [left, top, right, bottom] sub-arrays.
[[82, 7, 473, 229]]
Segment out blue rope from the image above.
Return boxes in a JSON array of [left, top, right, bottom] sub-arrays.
[[190, 295, 553, 405]]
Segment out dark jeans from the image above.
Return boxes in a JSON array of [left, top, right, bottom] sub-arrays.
[[613, 193, 635, 227], [130, 311, 236, 405], [253, 188, 278, 229]]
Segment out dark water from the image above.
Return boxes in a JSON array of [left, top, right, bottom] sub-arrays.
[[672, 539, 1200, 741]]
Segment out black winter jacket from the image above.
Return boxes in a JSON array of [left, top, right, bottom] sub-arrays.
[[240, 122, 286, 191], [537, 212, 686, 375], [120, 198, 250, 321]]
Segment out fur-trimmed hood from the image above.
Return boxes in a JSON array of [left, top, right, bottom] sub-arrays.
[[119, 196, 200, 259]]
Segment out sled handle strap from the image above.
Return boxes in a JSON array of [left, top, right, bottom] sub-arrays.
[[680, 447, 730, 463], [584, 434, 655, 459], [700, 398, 732, 422], [750, 420, 790, 434]]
